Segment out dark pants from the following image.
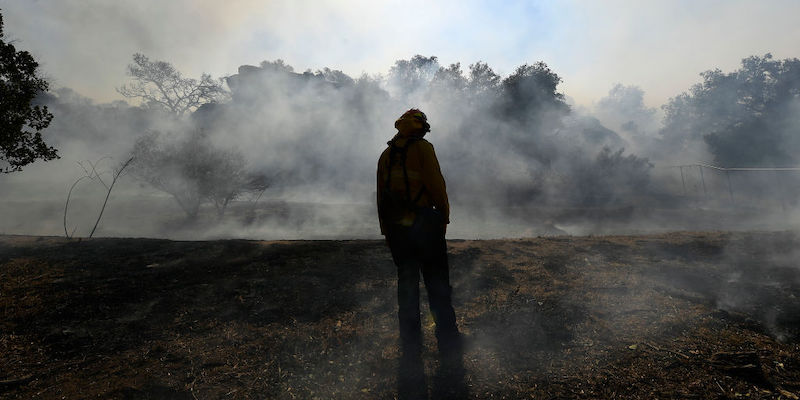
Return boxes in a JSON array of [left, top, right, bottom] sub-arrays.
[[386, 225, 459, 356]]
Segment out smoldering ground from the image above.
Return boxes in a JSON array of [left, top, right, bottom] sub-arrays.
[[2, 232, 799, 398]]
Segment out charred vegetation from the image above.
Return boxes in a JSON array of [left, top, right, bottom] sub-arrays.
[[2, 232, 799, 398]]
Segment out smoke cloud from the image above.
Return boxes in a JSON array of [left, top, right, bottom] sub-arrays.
[[1, 51, 799, 239]]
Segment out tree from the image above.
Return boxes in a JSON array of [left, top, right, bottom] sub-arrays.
[[426, 63, 468, 105], [494, 61, 571, 166], [387, 55, 439, 98], [571, 147, 653, 206], [594, 84, 658, 136], [500, 62, 569, 123], [0, 9, 58, 173], [467, 61, 500, 98], [118, 53, 228, 117], [661, 54, 800, 166], [259, 59, 294, 73], [431, 63, 467, 91], [129, 130, 266, 219], [313, 67, 355, 87]]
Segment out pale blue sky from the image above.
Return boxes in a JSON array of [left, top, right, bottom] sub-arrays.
[[2, 0, 798, 108]]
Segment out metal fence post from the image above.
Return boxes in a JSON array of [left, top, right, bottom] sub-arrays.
[[680, 166, 687, 197], [726, 170, 734, 203], [698, 165, 707, 198]]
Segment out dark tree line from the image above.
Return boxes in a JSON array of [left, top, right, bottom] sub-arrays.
[[34, 44, 800, 218]]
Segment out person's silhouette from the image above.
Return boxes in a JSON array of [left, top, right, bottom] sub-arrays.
[[377, 109, 464, 397]]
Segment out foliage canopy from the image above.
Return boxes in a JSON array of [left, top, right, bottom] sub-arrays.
[[661, 54, 800, 166], [0, 10, 58, 172]]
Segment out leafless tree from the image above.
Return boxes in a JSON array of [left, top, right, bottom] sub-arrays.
[[117, 53, 228, 117], [63, 156, 134, 238]]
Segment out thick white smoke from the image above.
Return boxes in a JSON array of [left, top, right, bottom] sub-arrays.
[[2, 54, 799, 239]]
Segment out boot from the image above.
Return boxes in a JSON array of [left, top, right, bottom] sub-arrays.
[[398, 351, 427, 400]]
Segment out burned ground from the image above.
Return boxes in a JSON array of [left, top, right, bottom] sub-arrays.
[[1, 232, 799, 399]]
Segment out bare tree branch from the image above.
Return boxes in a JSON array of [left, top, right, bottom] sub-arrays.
[[64, 156, 133, 239], [116, 53, 228, 117], [89, 156, 134, 238], [63, 175, 90, 239]]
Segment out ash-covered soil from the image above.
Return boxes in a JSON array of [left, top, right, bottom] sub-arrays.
[[1, 232, 799, 399]]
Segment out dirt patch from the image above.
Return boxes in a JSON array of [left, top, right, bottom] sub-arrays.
[[1, 232, 799, 399]]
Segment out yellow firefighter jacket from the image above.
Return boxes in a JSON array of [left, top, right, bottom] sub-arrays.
[[377, 133, 450, 235]]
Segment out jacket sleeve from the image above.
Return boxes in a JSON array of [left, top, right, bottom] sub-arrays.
[[376, 150, 387, 235], [418, 141, 450, 224]]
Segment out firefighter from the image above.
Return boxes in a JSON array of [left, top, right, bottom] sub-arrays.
[[377, 109, 462, 388]]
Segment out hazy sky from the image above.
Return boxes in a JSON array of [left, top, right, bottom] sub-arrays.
[[2, 0, 798, 108]]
